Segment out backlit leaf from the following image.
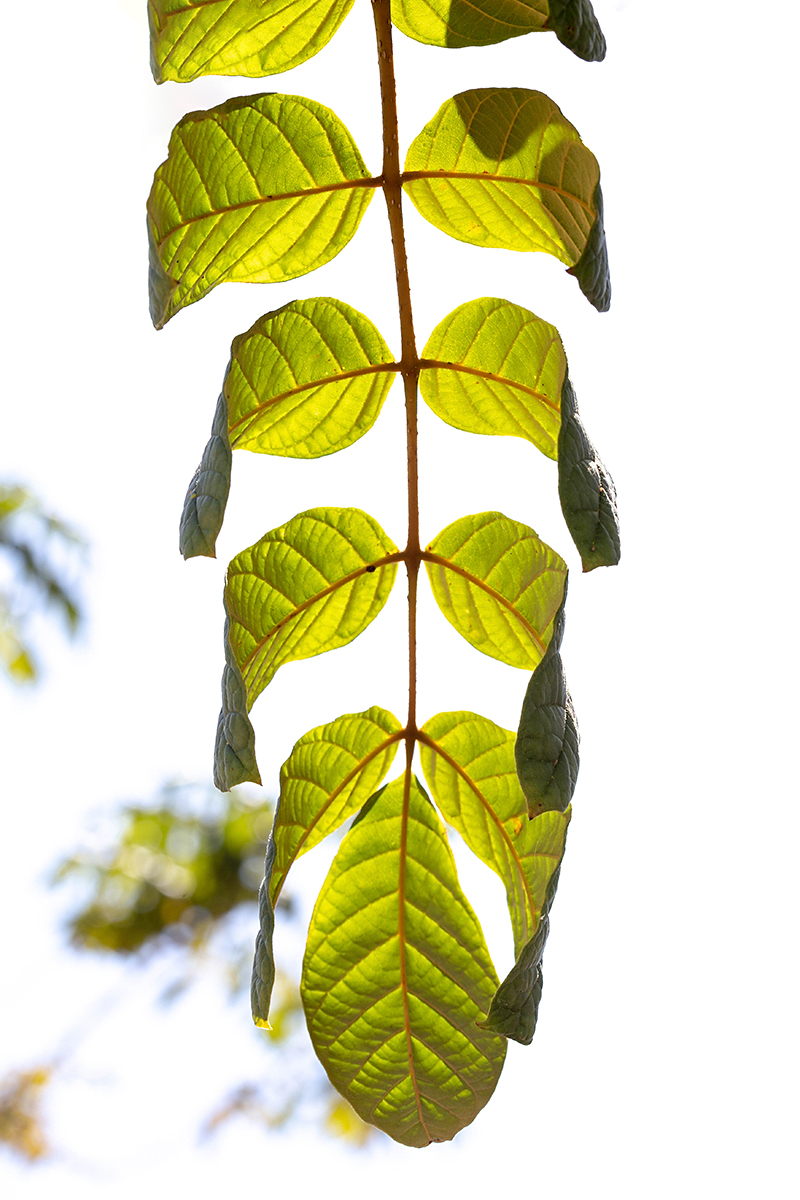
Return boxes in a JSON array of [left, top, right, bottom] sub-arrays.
[[148, 94, 377, 327], [251, 705, 403, 1024], [423, 511, 567, 670], [391, 0, 604, 60], [419, 711, 570, 1044], [226, 298, 398, 458], [180, 392, 232, 560], [301, 772, 506, 1146], [223, 507, 399, 712], [419, 296, 565, 460], [403, 89, 610, 311], [419, 710, 569, 949], [149, 0, 356, 83], [515, 591, 579, 815], [559, 373, 620, 570]]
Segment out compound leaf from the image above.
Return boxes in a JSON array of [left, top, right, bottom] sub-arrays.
[[149, 0, 356, 83], [223, 507, 399, 712], [423, 511, 567, 670], [403, 89, 609, 311], [180, 392, 232, 559], [252, 705, 403, 1025], [389, 0, 605, 61], [301, 771, 506, 1146], [148, 94, 377, 327], [419, 296, 565, 460], [515, 590, 579, 816], [559, 373, 620, 570]]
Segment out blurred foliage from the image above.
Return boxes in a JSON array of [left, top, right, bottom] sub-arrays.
[[0, 484, 84, 683], [50, 782, 376, 1150], [55, 783, 274, 954], [0, 1067, 52, 1161]]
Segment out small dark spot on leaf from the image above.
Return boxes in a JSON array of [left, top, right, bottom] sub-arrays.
[[366, 565, 376, 573]]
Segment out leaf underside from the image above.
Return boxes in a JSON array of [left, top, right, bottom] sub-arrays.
[[390, 0, 605, 61], [558, 372, 620, 570], [301, 772, 506, 1146], [252, 705, 402, 1024], [403, 88, 610, 311], [419, 296, 565, 460], [515, 590, 580, 815], [148, 0, 356, 83], [179, 391, 232, 560], [424, 511, 567, 670], [147, 94, 375, 327]]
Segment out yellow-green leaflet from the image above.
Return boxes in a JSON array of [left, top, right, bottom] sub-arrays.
[[403, 89, 610, 310], [149, 0, 356, 82], [148, 94, 376, 327], [420, 711, 569, 956], [423, 511, 567, 669], [419, 297, 565, 460], [301, 772, 506, 1146], [224, 507, 399, 709], [227, 298, 398, 458], [389, 0, 606, 61], [251, 706, 403, 1026]]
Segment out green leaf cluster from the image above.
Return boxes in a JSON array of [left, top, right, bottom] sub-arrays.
[[147, 0, 618, 1146]]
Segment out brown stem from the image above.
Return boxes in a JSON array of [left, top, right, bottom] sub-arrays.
[[372, 0, 420, 766]]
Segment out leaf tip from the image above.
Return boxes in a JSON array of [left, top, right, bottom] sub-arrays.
[[567, 182, 611, 313]]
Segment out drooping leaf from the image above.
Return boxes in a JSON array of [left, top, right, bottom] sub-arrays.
[[403, 89, 610, 311], [226, 298, 398, 458], [180, 392, 232, 560], [515, 590, 579, 815], [301, 772, 506, 1146], [558, 372, 620, 570], [546, 0, 606, 61], [390, 0, 604, 61], [423, 511, 567, 670], [251, 706, 403, 1025], [223, 508, 399, 716], [479, 887, 555, 1044], [215, 604, 262, 791], [147, 94, 377, 328], [149, 0, 356, 84], [419, 710, 569, 946], [419, 296, 565, 460]]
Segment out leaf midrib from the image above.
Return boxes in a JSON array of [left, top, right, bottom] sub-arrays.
[[421, 550, 548, 654], [402, 171, 594, 213], [228, 362, 401, 436], [154, 175, 382, 244]]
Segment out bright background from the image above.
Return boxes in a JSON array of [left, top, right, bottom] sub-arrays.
[[1, 0, 798, 1195]]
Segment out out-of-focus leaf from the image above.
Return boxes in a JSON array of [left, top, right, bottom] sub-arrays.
[[301, 772, 506, 1146], [419, 296, 565, 460], [149, 0, 356, 83], [56, 786, 273, 955], [147, 94, 377, 327], [390, 0, 605, 60], [558, 372, 620, 571], [180, 393, 232, 560], [515, 590, 580, 815], [403, 89, 609, 311], [0, 1068, 51, 1161], [423, 511, 567, 670], [252, 706, 403, 1025]]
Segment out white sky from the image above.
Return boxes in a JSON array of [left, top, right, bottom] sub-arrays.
[[1, 0, 798, 1196]]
